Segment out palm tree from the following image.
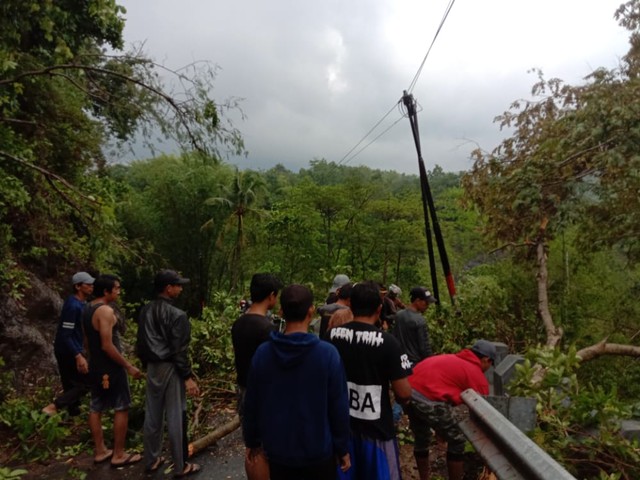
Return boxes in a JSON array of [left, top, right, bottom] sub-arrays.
[[204, 168, 267, 291]]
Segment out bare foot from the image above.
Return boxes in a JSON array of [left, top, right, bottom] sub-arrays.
[[94, 449, 113, 464], [110, 452, 142, 468], [42, 404, 57, 416]]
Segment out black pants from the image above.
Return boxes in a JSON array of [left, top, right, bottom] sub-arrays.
[[54, 351, 90, 415], [269, 457, 337, 480]]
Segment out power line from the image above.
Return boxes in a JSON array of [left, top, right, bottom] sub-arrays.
[[335, 0, 456, 166], [407, 0, 457, 94], [336, 101, 399, 165], [340, 113, 406, 166]]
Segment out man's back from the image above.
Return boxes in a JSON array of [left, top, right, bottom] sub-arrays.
[[243, 331, 349, 467], [329, 321, 411, 441], [409, 350, 489, 405], [231, 313, 274, 387]]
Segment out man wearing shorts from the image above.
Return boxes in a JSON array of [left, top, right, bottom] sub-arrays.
[[83, 274, 143, 467], [406, 339, 495, 480], [329, 281, 412, 480]]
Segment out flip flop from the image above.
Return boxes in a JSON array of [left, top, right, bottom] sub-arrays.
[[145, 456, 166, 473], [94, 449, 114, 464], [111, 452, 142, 468], [174, 462, 201, 478]]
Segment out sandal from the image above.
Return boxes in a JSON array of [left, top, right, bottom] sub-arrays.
[[94, 449, 113, 464], [145, 456, 166, 473], [174, 462, 201, 477], [111, 452, 142, 468]]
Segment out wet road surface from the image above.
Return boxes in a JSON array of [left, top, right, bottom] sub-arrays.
[[25, 427, 246, 479]]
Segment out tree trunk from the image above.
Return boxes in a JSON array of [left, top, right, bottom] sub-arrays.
[[535, 221, 563, 348], [189, 415, 241, 455], [577, 339, 640, 362]]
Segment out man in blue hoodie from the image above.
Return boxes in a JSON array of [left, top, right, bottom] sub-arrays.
[[243, 284, 351, 480]]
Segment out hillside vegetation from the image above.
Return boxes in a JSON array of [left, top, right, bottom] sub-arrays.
[[1, 1, 640, 478]]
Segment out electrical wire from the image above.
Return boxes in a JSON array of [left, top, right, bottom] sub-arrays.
[[339, 113, 406, 166], [407, 0, 457, 94], [335, 0, 456, 166], [336, 101, 399, 165]]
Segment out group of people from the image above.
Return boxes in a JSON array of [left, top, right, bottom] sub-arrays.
[[233, 273, 496, 480], [46, 270, 201, 477], [46, 269, 495, 480]]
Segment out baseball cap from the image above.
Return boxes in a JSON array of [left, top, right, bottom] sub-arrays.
[[154, 269, 190, 288], [410, 286, 436, 304], [471, 339, 497, 362], [71, 272, 95, 285], [389, 284, 402, 296], [329, 274, 350, 293]]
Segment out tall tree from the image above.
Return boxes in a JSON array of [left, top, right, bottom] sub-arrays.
[[205, 169, 267, 292], [463, 0, 640, 357], [0, 0, 243, 288]]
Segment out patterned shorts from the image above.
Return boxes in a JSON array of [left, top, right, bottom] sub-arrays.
[[405, 391, 466, 456]]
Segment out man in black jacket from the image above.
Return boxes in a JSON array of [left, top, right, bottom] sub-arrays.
[[137, 269, 201, 477]]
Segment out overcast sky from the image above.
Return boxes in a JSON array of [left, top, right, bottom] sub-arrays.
[[117, 0, 629, 174]]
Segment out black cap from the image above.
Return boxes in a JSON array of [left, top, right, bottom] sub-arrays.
[[154, 269, 190, 289], [409, 286, 437, 304]]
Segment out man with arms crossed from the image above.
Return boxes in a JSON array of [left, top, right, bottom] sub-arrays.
[[329, 281, 412, 480], [137, 269, 201, 476], [243, 284, 350, 479], [83, 274, 143, 467]]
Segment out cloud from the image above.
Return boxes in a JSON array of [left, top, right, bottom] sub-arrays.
[[118, 0, 629, 174]]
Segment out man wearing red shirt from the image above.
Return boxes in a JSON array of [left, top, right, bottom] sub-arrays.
[[406, 340, 496, 480]]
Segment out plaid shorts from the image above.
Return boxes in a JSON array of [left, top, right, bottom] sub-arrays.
[[405, 390, 466, 456]]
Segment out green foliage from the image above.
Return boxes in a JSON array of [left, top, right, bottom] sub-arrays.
[[0, 0, 245, 297], [428, 274, 503, 352], [0, 467, 28, 480], [0, 399, 70, 461], [508, 346, 640, 478], [189, 292, 240, 386], [113, 154, 235, 311]]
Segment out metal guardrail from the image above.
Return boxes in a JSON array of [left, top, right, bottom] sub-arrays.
[[459, 389, 577, 480]]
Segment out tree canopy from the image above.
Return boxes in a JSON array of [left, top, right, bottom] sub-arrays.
[[0, 0, 243, 288]]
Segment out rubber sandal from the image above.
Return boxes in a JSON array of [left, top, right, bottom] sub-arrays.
[[145, 456, 166, 473], [111, 452, 142, 468], [174, 462, 201, 477], [94, 449, 113, 464]]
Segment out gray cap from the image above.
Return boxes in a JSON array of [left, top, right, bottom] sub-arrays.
[[329, 274, 350, 293], [71, 272, 95, 285], [471, 339, 496, 362]]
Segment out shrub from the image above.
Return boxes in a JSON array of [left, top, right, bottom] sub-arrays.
[[508, 346, 640, 478]]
